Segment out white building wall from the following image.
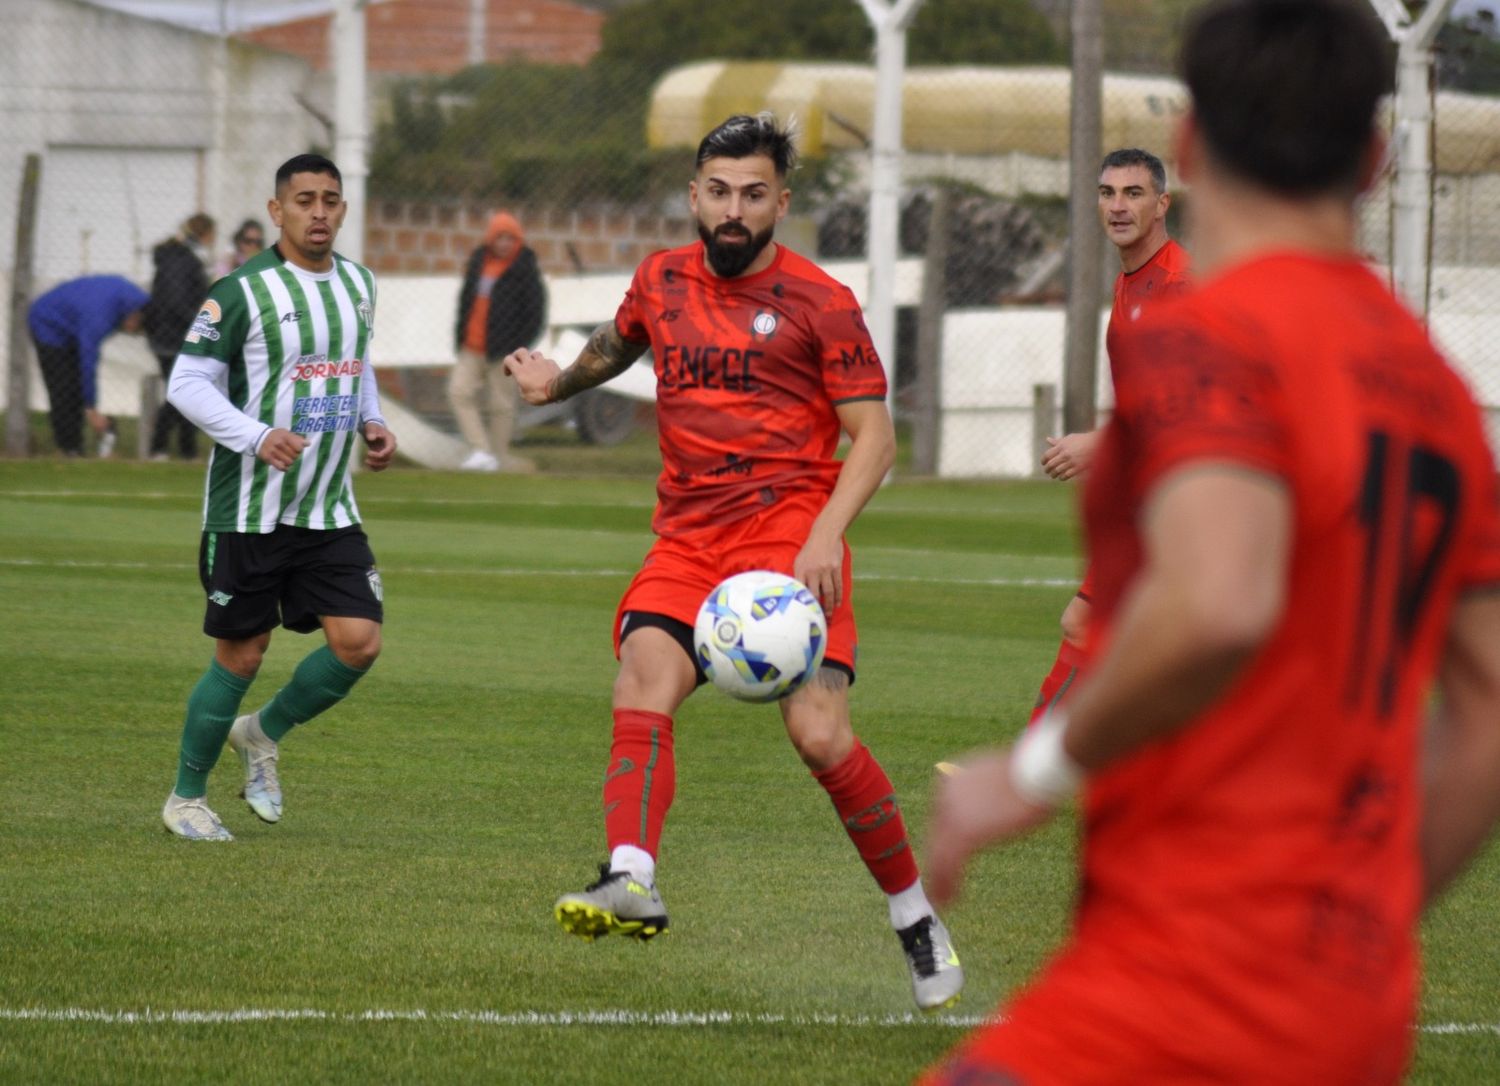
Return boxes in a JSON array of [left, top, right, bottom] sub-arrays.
[[0, 0, 323, 403]]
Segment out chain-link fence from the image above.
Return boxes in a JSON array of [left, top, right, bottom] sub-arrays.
[[5, 0, 1498, 474]]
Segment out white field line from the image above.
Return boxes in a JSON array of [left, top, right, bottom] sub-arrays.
[[0, 1006, 985, 1028], [0, 557, 1076, 588], [0, 1007, 1494, 1036]]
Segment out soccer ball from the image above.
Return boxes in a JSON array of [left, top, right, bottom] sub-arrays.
[[694, 570, 828, 703]]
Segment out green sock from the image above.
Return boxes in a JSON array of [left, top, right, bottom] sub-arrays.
[[257, 644, 369, 742], [174, 660, 253, 798]]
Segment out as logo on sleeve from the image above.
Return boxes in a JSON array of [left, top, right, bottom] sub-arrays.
[[185, 300, 222, 344]]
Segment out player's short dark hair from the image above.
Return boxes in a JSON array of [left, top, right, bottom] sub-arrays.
[[1100, 148, 1167, 194], [696, 113, 798, 177], [1181, 0, 1393, 195], [275, 153, 342, 193]]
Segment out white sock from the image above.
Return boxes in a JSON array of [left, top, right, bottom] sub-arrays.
[[609, 844, 656, 886], [887, 880, 934, 930]]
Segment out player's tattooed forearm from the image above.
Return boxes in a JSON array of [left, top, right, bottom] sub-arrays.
[[547, 323, 648, 402]]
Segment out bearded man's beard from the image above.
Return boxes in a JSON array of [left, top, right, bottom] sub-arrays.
[[698, 220, 774, 278]]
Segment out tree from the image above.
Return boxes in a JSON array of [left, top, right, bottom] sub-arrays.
[[1099, 0, 1201, 74], [371, 61, 685, 203], [1437, 12, 1500, 94], [911, 0, 1065, 64], [598, 0, 1062, 78], [371, 0, 1064, 203]]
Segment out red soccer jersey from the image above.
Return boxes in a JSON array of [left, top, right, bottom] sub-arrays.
[[1049, 251, 1500, 1081], [614, 242, 888, 537], [1073, 238, 1190, 604], [1105, 237, 1192, 366]]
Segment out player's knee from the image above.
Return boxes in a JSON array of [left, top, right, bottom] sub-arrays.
[[611, 666, 645, 706], [783, 695, 854, 771], [221, 655, 263, 681], [787, 723, 854, 771], [330, 627, 381, 670], [1059, 597, 1091, 646], [217, 634, 269, 679], [611, 661, 688, 711], [614, 628, 696, 710]]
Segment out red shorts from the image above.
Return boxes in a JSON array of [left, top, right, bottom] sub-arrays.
[[613, 491, 858, 675]]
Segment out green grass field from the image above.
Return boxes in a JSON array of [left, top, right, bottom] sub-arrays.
[[1, 459, 1495, 1084]]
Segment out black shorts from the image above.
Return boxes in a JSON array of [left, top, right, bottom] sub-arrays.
[[199, 524, 383, 639], [618, 610, 855, 688]]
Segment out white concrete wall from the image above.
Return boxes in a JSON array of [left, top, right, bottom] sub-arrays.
[[371, 258, 927, 367], [938, 266, 1500, 478], [0, 0, 322, 366], [938, 307, 1109, 479]]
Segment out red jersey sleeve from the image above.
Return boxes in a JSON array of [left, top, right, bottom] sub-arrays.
[[1113, 317, 1291, 490], [815, 287, 888, 403], [613, 261, 654, 345]]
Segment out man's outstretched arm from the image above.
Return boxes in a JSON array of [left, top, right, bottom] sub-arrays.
[[505, 322, 648, 405]]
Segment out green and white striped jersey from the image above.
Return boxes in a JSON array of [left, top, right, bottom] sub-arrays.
[[180, 247, 377, 533]]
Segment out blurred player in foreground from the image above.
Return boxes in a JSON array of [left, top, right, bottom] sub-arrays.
[[923, 0, 1500, 1080], [160, 153, 397, 841], [506, 113, 964, 1012], [1029, 147, 1191, 725]]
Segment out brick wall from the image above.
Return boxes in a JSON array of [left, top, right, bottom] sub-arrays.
[[241, 0, 603, 74], [365, 201, 696, 276]]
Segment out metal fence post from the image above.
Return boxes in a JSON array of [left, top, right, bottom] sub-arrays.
[[6, 153, 41, 457], [138, 373, 163, 460], [1032, 382, 1057, 478], [911, 186, 949, 476]]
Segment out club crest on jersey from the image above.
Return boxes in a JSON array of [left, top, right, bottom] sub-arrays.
[[357, 298, 374, 330], [751, 310, 778, 342], [186, 299, 222, 343]]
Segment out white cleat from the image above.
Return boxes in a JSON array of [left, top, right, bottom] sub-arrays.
[[162, 792, 233, 841], [228, 712, 282, 823], [458, 449, 500, 472], [554, 864, 670, 942], [898, 914, 965, 1012]]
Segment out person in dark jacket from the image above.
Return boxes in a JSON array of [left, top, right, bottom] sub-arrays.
[[26, 275, 149, 456], [449, 211, 547, 472], [145, 213, 216, 459]]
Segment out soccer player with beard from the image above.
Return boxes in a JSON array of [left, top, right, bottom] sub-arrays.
[[1029, 149, 1191, 726], [922, 0, 1500, 1081], [505, 113, 964, 1012]]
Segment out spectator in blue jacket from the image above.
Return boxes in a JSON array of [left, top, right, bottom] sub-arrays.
[[27, 275, 149, 456]]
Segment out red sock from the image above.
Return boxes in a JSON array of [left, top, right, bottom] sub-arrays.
[[813, 740, 919, 894], [1028, 638, 1087, 726], [603, 709, 676, 857]]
